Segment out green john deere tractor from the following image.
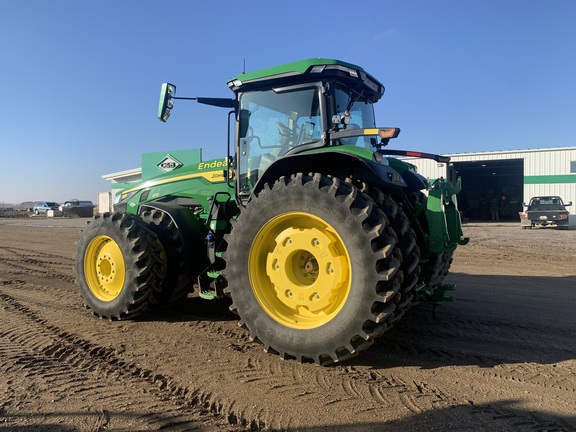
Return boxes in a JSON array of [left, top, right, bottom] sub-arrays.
[[74, 58, 468, 365]]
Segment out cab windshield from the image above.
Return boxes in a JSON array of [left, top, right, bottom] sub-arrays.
[[334, 83, 377, 150], [237, 85, 322, 194]]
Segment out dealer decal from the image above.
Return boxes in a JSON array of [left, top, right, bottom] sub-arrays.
[[157, 154, 183, 173]]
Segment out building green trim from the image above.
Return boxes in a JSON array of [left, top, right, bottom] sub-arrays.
[[524, 174, 576, 184]]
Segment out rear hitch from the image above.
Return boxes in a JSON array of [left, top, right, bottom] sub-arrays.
[[415, 282, 456, 318]]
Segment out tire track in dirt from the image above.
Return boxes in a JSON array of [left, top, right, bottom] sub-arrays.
[[0, 287, 538, 431], [480, 363, 576, 393], [148, 306, 433, 427], [1, 221, 575, 431], [0, 246, 74, 284], [2, 280, 573, 431], [372, 310, 576, 394], [153, 312, 575, 431], [0, 292, 248, 432], [378, 340, 576, 396], [5, 284, 572, 431], [140, 307, 459, 427]]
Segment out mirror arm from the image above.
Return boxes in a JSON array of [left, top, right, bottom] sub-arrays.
[[174, 96, 237, 109]]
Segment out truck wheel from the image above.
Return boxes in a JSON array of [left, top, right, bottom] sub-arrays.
[[224, 173, 403, 365], [74, 212, 163, 320], [141, 209, 192, 304], [368, 187, 420, 320]]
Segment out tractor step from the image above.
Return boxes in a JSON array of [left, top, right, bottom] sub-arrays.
[[197, 269, 225, 300], [199, 290, 218, 300]]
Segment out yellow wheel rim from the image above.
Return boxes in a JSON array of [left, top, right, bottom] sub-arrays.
[[249, 212, 351, 329], [84, 235, 126, 302]]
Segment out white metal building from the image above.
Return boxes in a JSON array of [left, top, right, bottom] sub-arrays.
[[401, 146, 576, 221]]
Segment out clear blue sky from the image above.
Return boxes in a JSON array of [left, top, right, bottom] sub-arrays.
[[1, 0, 575, 204]]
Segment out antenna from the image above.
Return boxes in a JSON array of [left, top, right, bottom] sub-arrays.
[[243, 59, 246, 74]]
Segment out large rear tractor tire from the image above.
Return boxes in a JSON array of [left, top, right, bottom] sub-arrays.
[[141, 209, 193, 304], [224, 173, 404, 365], [368, 187, 421, 322], [74, 212, 163, 320]]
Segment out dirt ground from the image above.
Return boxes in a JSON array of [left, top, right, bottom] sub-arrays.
[[0, 216, 575, 432]]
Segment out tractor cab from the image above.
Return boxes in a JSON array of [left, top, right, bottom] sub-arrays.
[[228, 59, 386, 198]]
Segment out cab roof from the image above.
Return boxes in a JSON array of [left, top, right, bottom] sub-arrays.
[[227, 58, 385, 103]]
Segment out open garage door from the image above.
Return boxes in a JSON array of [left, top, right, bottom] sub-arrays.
[[449, 159, 524, 221]]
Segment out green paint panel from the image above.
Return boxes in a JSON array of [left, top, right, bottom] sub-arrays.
[[524, 175, 576, 184]]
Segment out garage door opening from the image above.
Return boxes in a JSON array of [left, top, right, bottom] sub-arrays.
[[449, 159, 524, 221]]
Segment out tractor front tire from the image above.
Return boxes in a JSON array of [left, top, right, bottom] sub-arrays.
[[224, 173, 403, 365], [74, 212, 163, 320]]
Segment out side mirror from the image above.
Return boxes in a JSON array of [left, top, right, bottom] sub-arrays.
[[158, 83, 176, 122], [566, 201, 573, 206]]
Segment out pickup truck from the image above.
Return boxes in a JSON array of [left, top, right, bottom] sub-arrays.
[[519, 196, 572, 229], [60, 200, 94, 218]]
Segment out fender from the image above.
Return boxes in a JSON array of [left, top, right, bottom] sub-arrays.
[[139, 201, 209, 276], [397, 166, 429, 192], [252, 151, 409, 195]]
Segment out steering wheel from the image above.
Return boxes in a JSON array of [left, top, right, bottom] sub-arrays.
[[276, 121, 299, 143]]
